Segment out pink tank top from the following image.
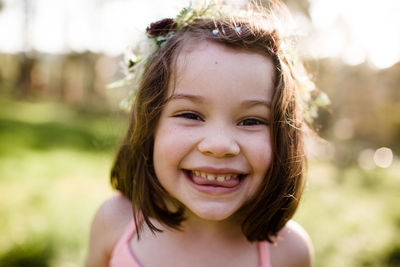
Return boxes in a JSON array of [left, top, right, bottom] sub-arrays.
[[110, 220, 272, 267]]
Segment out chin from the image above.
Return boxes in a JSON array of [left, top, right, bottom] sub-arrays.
[[187, 204, 239, 222]]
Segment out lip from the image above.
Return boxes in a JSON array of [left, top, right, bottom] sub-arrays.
[[183, 168, 247, 195]]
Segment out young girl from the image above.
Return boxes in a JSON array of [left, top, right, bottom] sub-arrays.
[[86, 2, 318, 266]]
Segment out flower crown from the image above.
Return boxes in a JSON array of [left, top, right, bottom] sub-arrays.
[[108, 2, 329, 124]]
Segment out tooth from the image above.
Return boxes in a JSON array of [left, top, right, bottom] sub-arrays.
[[217, 176, 225, 182], [225, 175, 231, 181], [194, 170, 200, 176], [200, 172, 206, 178], [207, 174, 215, 180]]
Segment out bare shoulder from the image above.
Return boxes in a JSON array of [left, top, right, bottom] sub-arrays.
[[85, 194, 133, 267], [270, 220, 314, 267]]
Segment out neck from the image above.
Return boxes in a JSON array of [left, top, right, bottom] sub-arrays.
[[133, 212, 259, 267]]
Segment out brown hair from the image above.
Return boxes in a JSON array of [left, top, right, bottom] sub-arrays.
[[111, 16, 307, 242]]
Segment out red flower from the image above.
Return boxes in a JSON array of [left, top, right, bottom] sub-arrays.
[[146, 18, 177, 37]]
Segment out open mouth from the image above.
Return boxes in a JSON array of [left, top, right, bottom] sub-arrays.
[[183, 169, 246, 189]]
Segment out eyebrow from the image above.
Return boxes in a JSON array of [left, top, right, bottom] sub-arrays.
[[241, 99, 271, 109], [168, 93, 271, 108], [168, 93, 204, 103]]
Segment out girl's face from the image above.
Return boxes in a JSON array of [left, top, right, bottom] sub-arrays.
[[153, 41, 274, 222]]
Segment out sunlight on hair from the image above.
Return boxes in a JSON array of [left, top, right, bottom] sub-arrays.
[[373, 147, 393, 168], [306, 138, 335, 161]]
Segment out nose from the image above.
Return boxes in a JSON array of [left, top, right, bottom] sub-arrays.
[[197, 128, 240, 158]]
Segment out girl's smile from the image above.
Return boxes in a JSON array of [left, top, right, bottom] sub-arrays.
[[183, 168, 245, 194], [153, 40, 275, 221]]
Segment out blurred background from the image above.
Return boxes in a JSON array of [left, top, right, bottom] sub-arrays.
[[0, 0, 399, 266]]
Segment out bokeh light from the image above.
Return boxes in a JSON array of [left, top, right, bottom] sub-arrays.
[[373, 147, 393, 168]]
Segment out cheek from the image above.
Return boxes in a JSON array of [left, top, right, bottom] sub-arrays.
[[249, 132, 272, 170], [153, 124, 197, 173], [155, 125, 190, 152], [153, 128, 175, 170], [246, 134, 272, 196]]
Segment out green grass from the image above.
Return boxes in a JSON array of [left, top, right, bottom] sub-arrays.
[[0, 99, 124, 266], [1, 99, 399, 266]]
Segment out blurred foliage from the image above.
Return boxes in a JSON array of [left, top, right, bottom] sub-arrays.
[[294, 159, 400, 267], [0, 99, 124, 266], [311, 60, 400, 148], [0, 235, 54, 267], [0, 52, 121, 110], [306, 59, 400, 169]]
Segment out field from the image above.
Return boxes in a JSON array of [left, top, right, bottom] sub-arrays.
[[0, 99, 399, 267]]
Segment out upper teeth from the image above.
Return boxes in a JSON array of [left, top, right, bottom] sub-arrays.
[[193, 171, 238, 181]]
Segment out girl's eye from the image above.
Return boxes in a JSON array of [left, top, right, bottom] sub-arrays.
[[174, 112, 203, 121], [238, 118, 268, 126]]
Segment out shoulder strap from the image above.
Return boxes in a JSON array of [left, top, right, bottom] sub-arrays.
[[110, 219, 142, 267], [258, 241, 272, 267]]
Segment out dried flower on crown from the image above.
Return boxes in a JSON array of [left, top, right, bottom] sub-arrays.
[[146, 18, 177, 37]]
